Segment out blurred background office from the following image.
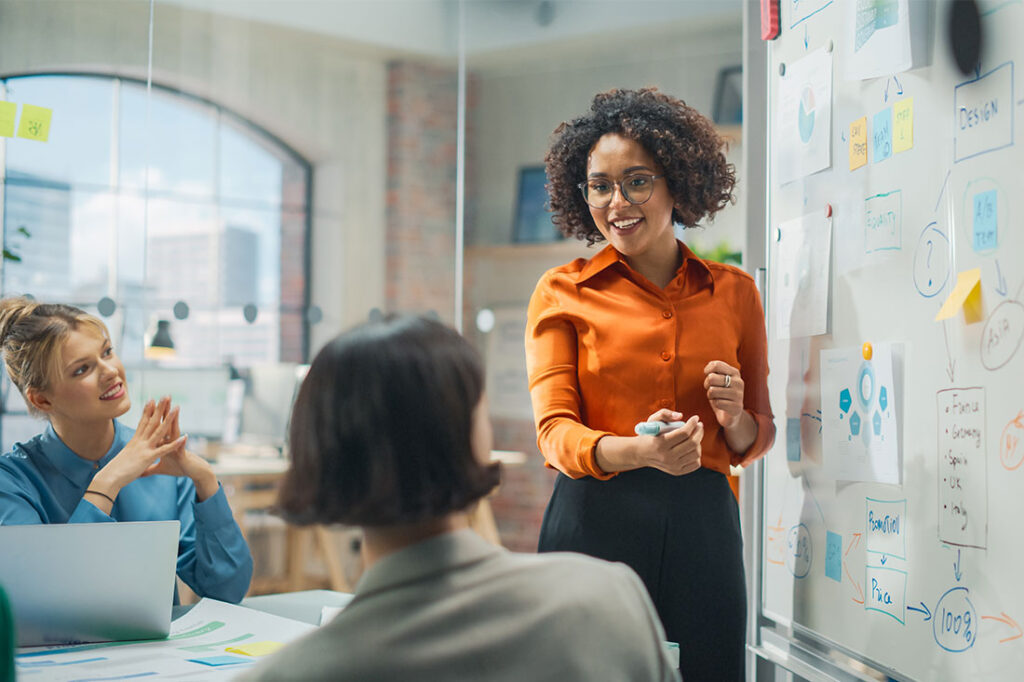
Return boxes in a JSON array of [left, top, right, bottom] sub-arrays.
[[0, 0, 755, 596]]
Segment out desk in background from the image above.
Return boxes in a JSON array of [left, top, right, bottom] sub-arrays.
[[211, 455, 357, 596], [207, 450, 517, 598]]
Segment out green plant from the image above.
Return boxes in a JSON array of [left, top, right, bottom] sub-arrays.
[[3, 226, 30, 262], [689, 239, 742, 265]]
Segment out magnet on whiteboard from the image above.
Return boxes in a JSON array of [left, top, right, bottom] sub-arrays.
[[779, 63, 786, 76], [862, 342, 873, 360], [825, 203, 833, 218], [826, 39, 834, 53], [775, 227, 782, 242]]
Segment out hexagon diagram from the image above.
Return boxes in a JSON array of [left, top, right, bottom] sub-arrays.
[[850, 411, 862, 436], [840, 388, 852, 414], [879, 386, 888, 412], [873, 411, 883, 436]]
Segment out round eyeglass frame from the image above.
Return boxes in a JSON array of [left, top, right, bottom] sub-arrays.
[[577, 174, 664, 209]]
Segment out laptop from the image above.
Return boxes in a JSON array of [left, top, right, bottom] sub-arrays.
[[0, 520, 179, 647]]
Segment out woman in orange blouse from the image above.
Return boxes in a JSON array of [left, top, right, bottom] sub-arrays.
[[526, 88, 774, 681]]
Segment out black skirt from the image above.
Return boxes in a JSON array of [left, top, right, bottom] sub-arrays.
[[538, 467, 746, 682]]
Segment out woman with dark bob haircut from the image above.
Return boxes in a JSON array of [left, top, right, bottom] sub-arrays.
[[244, 315, 680, 682], [526, 88, 775, 680]]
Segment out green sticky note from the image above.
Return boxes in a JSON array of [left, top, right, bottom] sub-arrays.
[[0, 101, 15, 138], [16, 103, 52, 142]]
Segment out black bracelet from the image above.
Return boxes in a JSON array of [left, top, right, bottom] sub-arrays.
[[85, 489, 116, 505]]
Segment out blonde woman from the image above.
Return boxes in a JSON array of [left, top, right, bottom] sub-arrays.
[[0, 298, 252, 603]]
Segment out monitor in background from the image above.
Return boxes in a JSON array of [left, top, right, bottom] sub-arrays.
[[237, 363, 308, 449], [121, 366, 232, 440]]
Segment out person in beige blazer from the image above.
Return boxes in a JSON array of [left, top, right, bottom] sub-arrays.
[[241, 315, 679, 682]]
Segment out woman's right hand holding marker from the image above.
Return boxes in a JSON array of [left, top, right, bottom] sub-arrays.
[[595, 408, 703, 476], [635, 409, 703, 476]]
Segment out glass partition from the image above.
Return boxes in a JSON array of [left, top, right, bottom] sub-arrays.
[[0, 0, 744, 567]]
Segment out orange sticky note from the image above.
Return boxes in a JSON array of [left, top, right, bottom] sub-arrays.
[[893, 97, 913, 153], [16, 103, 52, 142], [935, 268, 983, 323], [849, 117, 868, 170], [0, 101, 15, 138], [225, 641, 284, 657]]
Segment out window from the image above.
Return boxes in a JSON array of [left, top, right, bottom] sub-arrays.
[[1, 74, 311, 369]]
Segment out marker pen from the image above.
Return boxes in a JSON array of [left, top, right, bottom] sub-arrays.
[[634, 420, 688, 436]]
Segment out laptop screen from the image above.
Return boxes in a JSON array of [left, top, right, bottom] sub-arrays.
[[0, 520, 180, 647]]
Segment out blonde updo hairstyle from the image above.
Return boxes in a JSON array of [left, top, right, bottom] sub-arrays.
[[0, 298, 110, 417]]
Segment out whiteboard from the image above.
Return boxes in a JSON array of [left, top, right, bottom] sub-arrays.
[[761, 1, 1024, 680]]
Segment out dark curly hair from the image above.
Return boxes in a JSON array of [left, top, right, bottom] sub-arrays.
[[545, 87, 736, 244]]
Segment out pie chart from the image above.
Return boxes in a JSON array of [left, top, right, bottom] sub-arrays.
[[798, 85, 816, 144]]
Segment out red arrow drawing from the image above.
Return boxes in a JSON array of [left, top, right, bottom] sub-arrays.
[[982, 613, 1023, 643], [845, 533, 862, 557], [844, 562, 864, 605]]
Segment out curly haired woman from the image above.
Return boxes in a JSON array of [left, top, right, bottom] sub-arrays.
[[526, 87, 775, 681]]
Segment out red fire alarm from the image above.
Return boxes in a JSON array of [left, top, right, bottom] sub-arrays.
[[761, 0, 780, 40]]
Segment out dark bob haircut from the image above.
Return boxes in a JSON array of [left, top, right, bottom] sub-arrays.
[[277, 315, 500, 527], [545, 87, 736, 244]]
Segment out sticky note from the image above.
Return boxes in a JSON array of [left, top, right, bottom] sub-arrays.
[[972, 189, 998, 251], [0, 101, 16, 138], [849, 117, 868, 170], [935, 268, 983, 323], [872, 108, 892, 163], [225, 641, 284, 657], [786, 417, 801, 462], [187, 654, 250, 666], [893, 97, 913, 153], [16, 103, 52, 142], [825, 531, 842, 582]]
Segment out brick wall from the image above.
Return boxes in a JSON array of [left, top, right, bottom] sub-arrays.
[[489, 417, 557, 552], [384, 60, 552, 553], [385, 61, 459, 319], [279, 165, 308, 362]]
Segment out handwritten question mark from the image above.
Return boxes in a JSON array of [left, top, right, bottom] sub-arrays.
[[926, 239, 934, 287]]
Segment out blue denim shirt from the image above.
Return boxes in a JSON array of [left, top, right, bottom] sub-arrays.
[[0, 420, 253, 603]]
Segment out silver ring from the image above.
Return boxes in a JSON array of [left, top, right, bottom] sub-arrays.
[[723, 374, 731, 388]]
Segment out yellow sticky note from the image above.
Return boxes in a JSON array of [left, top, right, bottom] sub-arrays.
[[16, 103, 52, 142], [0, 101, 16, 138], [225, 641, 284, 657], [849, 117, 868, 170], [935, 268, 983, 323], [893, 97, 913, 153]]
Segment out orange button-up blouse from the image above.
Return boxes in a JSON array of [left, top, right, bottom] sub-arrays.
[[525, 241, 775, 481]]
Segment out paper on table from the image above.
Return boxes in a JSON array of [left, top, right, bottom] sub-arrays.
[[15, 599, 316, 681], [226, 640, 285, 657], [320, 605, 344, 625]]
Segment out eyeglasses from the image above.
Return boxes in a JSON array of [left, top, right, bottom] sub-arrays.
[[577, 174, 663, 209]]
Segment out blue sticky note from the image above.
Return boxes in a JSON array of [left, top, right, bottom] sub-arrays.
[[972, 189, 998, 251], [825, 531, 842, 582], [188, 654, 250, 667], [872, 108, 892, 163], [786, 417, 801, 462]]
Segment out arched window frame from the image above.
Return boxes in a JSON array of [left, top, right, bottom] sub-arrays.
[[0, 72, 313, 364]]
